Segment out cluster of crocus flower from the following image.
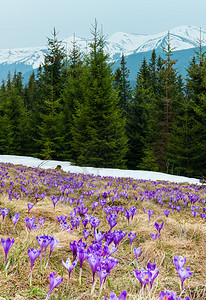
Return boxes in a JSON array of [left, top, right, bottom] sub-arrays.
[[105, 290, 127, 300], [151, 221, 163, 240], [159, 289, 190, 300], [0, 162, 202, 300], [36, 235, 61, 269], [134, 262, 159, 293]]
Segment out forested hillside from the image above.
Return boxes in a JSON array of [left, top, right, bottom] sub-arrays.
[[0, 25, 205, 178]]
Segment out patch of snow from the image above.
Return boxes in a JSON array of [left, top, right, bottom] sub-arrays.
[[0, 155, 201, 185]]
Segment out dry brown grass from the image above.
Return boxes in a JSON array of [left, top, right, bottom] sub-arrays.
[[0, 163, 205, 299]]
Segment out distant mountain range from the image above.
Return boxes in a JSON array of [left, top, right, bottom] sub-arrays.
[[0, 25, 205, 84]]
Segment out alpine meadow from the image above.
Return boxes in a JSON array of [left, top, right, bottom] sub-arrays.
[[0, 21, 205, 300]]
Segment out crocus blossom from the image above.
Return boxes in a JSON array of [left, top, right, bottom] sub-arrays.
[[46, 272, 63, 300], [105, 290, 127, 300], [1, 237, 15, 276], [28, 248, 41, 285]]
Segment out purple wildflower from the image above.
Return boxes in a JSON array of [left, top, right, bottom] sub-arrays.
[[28, 248, 41, 285], [46, 272, 63, 300], [27, 203, 34, 215], [1, 237, 15, 276], [147, 210, 154, 222], [105, 290, 127, 300], [133, 247, 142, 266], [62, 257, 78, 286], [11, 212, 20, 230]]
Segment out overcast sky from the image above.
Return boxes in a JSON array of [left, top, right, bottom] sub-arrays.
[[1, 0, 206, 49]]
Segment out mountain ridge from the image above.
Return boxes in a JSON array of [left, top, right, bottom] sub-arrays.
[[0, 25, 204, 83]]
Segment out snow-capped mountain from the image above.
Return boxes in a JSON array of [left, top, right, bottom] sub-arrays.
[[0, 25, 205, 83]]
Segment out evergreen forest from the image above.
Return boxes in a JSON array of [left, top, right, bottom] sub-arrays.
[[0, 24, 206, 178]]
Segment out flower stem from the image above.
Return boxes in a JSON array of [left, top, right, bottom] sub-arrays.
[[79, 267, 82, 285]]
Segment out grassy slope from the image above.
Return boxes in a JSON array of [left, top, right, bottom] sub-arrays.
[[0, 163, 205, 300]]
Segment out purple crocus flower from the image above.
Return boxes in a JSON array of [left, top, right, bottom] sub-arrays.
[[128, 232, 136, 250], [133, 268, 152, 292], [27, 203, 34, 215], [1, 208, 10, 225], [124, 210, 131, 224], [89, 216, 101, 230], [82, 218, 89, 228], [38, 217, 45, 229], [106, 214, 117, 230], [51, 195, 60, 209], [163, 209, 170, 218], [28, 248, 41, 285], [177, 267, 194, 290], [77, 247, 88, 284], [154, 222, 164, 233], [147, 262, 159, 290], [36, 235, 54, 266], [130, 206, 138, 221], [57, 215, 67, 223], [11, 212, 20, 230], [147, 210, 154, 222], [101, 257, 118, 273], [176, 206, 182, 213], [173, 255, 186, 270], [133, 247, 142, 266], [105, 290, 127, 300], [1, 237, 15, 276], [92, 201, 99, 211], [191, 211, 198, 218], [113, 230, 127, 247], [173, 256, 193, 290], [62, 257, 78, 286], [151, 233, 161, 240], [46, 272, 63, 300], [96, 265, 111, 295], [83, 229, 91, 241], [47, 238, 63, 267], [94, 230, 106, 243], [87, 254, 101, 291], [25, 216, 36, 232], [159, 290, 177, 300]]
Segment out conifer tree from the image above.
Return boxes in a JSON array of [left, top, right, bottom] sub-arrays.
[[126, 58, 158, 170], [155, 32, 184, 171], [183, 30, 206, 177], [0, 82, 27, 155], [60, 35, 85, 161], [71, 21, 128, 168], [114, 53, 132, 115], [36, 28, 67, 159]]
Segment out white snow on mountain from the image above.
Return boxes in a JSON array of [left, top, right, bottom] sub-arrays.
[[0, 25, 205, 71]]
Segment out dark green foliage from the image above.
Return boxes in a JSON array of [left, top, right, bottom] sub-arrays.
[[114, 53, 132, 115], [35, 28, 67, 159], [0, 84, 29, 155], [126, 57, 158, 170], [0, 25, 206, 177], [60, 36, 85, 161], [71, 22, 128, 168]]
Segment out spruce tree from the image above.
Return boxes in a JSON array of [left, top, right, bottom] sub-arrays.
[[114, 53, 132, 115], [155, 32, 184, 171], [36, 28, 67, 159], [184, 31, 206, 177], [126, 58, 158, 170], [60, 35, 85, 161], [71, 21, 128, 168]]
